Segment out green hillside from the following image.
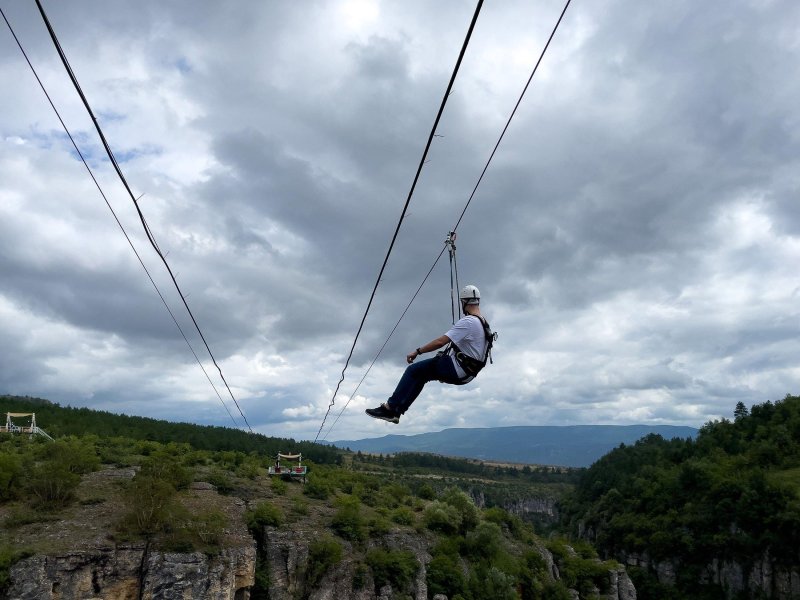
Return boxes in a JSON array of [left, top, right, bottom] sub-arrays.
[[1, 394, 600, 600], [560, 394, 800, 599], [0, 395, 340, 464]]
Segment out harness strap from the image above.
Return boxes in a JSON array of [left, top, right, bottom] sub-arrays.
[[448, 315, 495, 381]]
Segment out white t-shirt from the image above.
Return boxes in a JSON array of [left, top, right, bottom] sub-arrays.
[[445, 315, 488, 379]]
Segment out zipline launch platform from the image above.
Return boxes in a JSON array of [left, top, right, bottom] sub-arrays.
[[0, 412, 54, 441], [268, 452, 307, 481]]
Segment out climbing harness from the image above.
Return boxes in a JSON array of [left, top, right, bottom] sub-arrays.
[[451, 314, 496, 378]]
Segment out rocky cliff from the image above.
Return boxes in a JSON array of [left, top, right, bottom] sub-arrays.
[[470, 489, 559, 520], [5, 544, 256, 600], [2, 468, 255, 600], [259, 525, 636, 600], [623, 551, 800, 600], [3, 523, 637, 600], [1, 467, 635, 599]]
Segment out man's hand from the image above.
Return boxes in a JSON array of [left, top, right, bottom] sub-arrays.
[[406, 350, 418, 364]]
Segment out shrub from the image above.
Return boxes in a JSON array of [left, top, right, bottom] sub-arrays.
[[39, 436, 100, 474], [352, 562, 369, 590], [547, 539, 610, 596], [331, 496, 365, 541], [368, 515, 392, 537], [119, 475, 176, 535], [139, 452, 192, 490], [464, 521, 504, 562], [207, 469, 234, 495], [540, 582, 578, 600], [468, 566, 517, 600], [304, 477, 332, 500], [351, 480, 380, 506], [237, 458, 261, 480], [189, 510, 227, 546], [0, 453, 23, 502], [391, 506, 415, 526], [24, 462, 80, 509], [365, 548, 418, 593], [417, 483, 435, 500], [427, 553, 467, 598], [246, 501, 283, 531], [441, 487, 480, 533], [379, 483, 411, 508], [423, 501, 462, 535], [3, 506, 60, 529], [291, 497, 309, 516], [253, 555, 270, 597], [483, 506, 526, 539], [271, 476, 288, 495], [306, 535, 342, 587], [1, 546, 16, 592]]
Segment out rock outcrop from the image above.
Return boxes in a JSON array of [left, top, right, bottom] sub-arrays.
[[262, 527, 430, 600], [623, 551, 800, 600], [260, 527, 636, 600], [470, 489, 559, 520], [4, 524, 639, 600], [5, 543, 256, 600]]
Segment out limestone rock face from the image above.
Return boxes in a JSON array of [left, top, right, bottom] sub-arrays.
[[262, 527, 432, 600], [605, 566, 637, 600], [624, 550, 800, 599], [6, 545, 144, 600], [469, 489, 559, 520], [140, 546, 256, 599], [503, 497, 559, 519], [704, 555, 800, 600], [5, 544, 256, 600]]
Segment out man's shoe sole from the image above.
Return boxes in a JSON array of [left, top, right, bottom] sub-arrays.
[[365, 409, 399, 424]]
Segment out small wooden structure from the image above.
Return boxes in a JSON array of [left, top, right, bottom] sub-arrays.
[[268, 452, 307, 481], [0, 412, 54, 441]]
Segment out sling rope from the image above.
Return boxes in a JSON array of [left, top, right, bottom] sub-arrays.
[[446, 231, 461, 324], [320, 0, 573, 441]]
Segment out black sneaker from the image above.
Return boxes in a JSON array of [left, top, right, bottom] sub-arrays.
[[365, 403, 400, 424]]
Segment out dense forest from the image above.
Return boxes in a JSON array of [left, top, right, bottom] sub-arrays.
[[561, 394, 800, 599], [0, 394, 340, 464]]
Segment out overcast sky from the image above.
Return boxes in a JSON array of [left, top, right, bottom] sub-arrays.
[[1, 0, 798, 443]]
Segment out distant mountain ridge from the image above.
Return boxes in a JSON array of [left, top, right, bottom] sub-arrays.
[[334, 424, 698, 468]]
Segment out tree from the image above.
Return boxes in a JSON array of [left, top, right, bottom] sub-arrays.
[[734, 401, 749, 421]]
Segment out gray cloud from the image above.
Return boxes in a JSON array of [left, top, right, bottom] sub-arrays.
[[1, 0, 799, 441]]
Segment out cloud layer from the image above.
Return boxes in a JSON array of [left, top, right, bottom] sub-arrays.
[[1, 0, 798, 441]]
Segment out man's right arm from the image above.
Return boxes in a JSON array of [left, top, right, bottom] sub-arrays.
[[407, 334, 451, 363]]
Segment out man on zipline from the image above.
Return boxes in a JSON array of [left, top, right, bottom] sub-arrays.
[[366, 284, 493, 423]]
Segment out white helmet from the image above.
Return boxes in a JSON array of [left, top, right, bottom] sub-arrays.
[[459, 284, 480, 305]]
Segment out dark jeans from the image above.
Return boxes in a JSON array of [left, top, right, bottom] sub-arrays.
[[387, 354, 464, 415]]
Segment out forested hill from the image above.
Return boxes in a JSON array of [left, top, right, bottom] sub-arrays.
[[560, 394, 800, 599], [334, 424, 698, 467], [0, 395, 340, 464]]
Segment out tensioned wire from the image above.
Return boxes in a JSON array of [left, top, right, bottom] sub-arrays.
[[320, 0, 574, 441], [32, 0, 252, 432], [313, 0, 486, 443], [0, 6, 242, 430]]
